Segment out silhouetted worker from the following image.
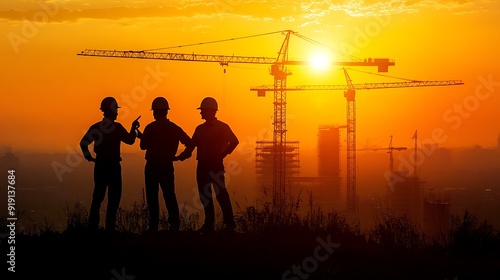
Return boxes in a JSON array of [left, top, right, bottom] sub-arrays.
[[190, 97, 239, 233], [80, 97, 140, 231], [137, 97, 194, 232]]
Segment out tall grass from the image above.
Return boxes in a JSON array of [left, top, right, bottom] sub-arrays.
[[449, 209, 500, 256], [235, 191, 362, 246], [65, 202, 88, 233], [369, 212, 425, 249], [8, 194, 499, 256], [2, 209, 55, 236], [112, 189, 202, 233]]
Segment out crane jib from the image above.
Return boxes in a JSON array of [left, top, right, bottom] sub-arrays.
[[77, 49, 395, 70], [249, 80, 465, 92]]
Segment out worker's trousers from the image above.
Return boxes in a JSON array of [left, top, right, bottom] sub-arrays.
[[89, 161, 122, 231], [196, 160, 235, 228], [145, 161, 180, 231]]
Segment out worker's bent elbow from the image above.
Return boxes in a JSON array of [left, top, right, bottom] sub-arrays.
[[231, 142, 239, 150], [79, 143, 90, 152]]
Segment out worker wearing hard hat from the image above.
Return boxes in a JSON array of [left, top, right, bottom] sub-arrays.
[[137, 97, 194, 232], [190, 97, 239, 233], [79, 96, 140, 232]]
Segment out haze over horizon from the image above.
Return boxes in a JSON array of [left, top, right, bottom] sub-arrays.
[[2, 143, 500, 233]]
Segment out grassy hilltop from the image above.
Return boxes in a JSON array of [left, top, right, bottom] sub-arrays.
[[3, 200, 500, 280]]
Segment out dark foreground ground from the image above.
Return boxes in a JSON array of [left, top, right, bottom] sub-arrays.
[[6, 227, 500, 280]]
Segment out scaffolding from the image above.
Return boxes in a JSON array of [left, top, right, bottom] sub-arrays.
[[259, 125, 344, 211], [255, 141, 300, 204]]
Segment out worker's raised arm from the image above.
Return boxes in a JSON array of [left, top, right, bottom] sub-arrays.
[[119, 118, 138, 145]]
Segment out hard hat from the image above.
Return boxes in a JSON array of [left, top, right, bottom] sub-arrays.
[[197, 97, 218, 111], [151, 97, 169, 110], [100, 97, 120, 112]]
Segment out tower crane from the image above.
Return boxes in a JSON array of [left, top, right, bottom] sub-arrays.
[[357, 135, 407, 174], [77, 30, 395, 210], [388, 135, 407, 174], [250, 69, 464, 214]]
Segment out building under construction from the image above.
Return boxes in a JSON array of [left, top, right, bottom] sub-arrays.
[[387, 171, 424, 224], [423, 197, 450, 238], [287, 125, 342, 210], [318, 125, 341, 179], [255, 126, 343, 210], [285, 125, 343, 210], [315, 125, 342, 204], [255, 141, 300, 203]]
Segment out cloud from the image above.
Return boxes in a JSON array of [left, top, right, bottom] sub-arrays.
[[0, 1, 285, 23], [297, 0, 496, 18], [0, 0, 495, 23], [0, 2, 214, 22]]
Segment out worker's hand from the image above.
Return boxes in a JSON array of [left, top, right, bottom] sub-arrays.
[[174, 155, 187, 162], [132, 115, 141, 130], [136, 129, 143, 139], [174, 151, 191, 162]]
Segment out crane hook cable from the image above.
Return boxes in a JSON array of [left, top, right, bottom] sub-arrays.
[[140, 29, 368, 65], [345, 67, 419, 82], [140, 30, 290, 52], [291, 32, 361, 62]]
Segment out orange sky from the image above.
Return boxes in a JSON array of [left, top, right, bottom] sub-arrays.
[[1, 0, 500, 156]]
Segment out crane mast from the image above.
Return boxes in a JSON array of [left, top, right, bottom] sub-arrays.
[[270, 30, 292, 209], [343, 68, 357, 213]]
